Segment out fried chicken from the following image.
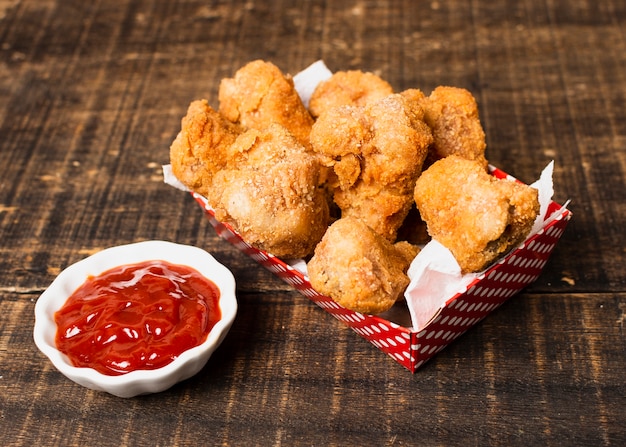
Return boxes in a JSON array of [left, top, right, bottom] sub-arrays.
[[421, 86, 488, 168], [309, 93, 433, 241], [218, 60, 314, 148], [414, 156, 539, 273], [205, 124, 330, 259], [308, 70, 394, 118], [169, 99, 243, 196], [307, 217, 419, 314]]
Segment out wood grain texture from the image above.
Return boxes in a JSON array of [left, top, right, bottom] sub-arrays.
[[1, 0, 625, 445]]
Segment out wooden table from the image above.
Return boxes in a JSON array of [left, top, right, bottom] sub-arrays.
[[1, 1, 624, 445]]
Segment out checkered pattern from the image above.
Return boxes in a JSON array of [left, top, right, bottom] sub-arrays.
[[192, 167, 571, 372]]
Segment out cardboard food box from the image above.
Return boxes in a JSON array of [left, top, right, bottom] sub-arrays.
[[166, 61, 571, 371], [190, 164, 571, 372]]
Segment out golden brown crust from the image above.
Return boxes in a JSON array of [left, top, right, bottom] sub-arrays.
[[309, 93, 433, 241], [206, 124, 330, 259], [307, 217, 419, 314], [413, 156, 539, 273], [169, 100, 243, 196], [308, 70, 394, 118], [421, 86, 488, 168], [218, 60, 314, 148]]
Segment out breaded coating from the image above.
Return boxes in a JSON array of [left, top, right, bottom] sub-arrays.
[[307, 217, 419, 315], [414, 156, 540, 273], [169, 99, 243, 196], [421, 86, 488, 168], [400, 88, 427, 104], [218, 60, 314, 147], [308, 70, 394, 118], [309, 93, 433, 241], [206, 124, 330, 259]]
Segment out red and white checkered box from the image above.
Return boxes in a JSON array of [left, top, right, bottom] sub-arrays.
[[192, 165, 571, 372]]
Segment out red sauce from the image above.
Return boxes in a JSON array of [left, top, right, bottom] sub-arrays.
[[54, 260, 221, 376]]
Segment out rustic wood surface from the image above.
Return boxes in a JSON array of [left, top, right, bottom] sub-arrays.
[[1, 0, 625, 445]]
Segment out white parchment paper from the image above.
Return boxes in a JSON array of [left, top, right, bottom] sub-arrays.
[[404, 161, 559, 331]]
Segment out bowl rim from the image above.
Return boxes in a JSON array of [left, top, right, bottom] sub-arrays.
[[33, 240, 237, 396]]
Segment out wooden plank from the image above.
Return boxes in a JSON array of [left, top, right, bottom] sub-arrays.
[[1, 0, 626, 445], [2, 291, 625, 445]]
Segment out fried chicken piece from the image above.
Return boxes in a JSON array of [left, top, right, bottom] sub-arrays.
[[421, 86, 488, 168], [205, 124, 330, 259], [307, 217, 419, 315], [309, 93, 433, 241], [169, 99, 243, 196], [218, 60, 314, 147], [414, 156, 540, 273], [308, 70, 394, 118]]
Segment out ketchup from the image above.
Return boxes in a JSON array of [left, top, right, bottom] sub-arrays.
[[54, 260, 221, 376]]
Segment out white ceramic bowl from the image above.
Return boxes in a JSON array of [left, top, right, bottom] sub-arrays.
[[33, 240, 237, 398]]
